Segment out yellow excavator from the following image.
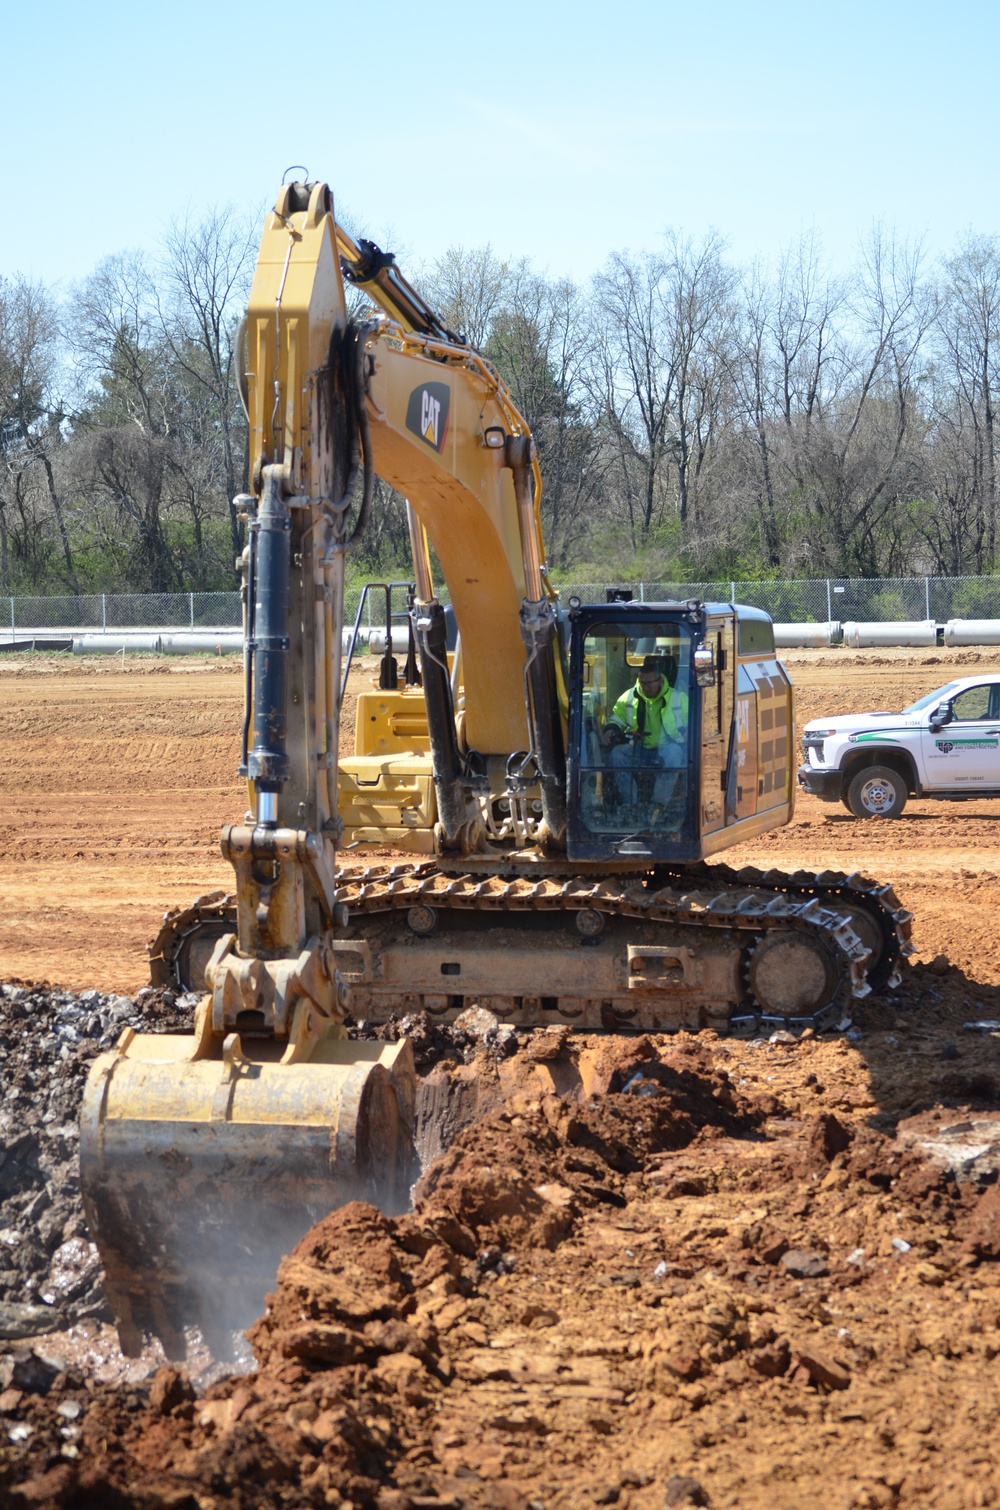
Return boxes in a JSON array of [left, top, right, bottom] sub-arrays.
[[80, 180, 912, 1360]]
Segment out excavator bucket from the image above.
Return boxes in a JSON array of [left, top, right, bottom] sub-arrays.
[[80, 1009, 415, 1360]]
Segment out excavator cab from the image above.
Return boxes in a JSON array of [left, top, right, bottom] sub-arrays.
[[566, 597, 799, 864]]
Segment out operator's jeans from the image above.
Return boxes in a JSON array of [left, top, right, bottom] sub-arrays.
[[608, 739, 685, 816]]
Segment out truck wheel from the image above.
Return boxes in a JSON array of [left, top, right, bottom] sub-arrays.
[[846, 765, 907, 819]]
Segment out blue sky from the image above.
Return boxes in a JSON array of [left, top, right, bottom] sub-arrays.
[[4, 0, 998, 292]]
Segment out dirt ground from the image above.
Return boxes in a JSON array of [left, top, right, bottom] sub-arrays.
[[4, 646, 1000, 1509]]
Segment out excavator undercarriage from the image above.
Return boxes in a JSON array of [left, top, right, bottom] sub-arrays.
[[151, 858, 911, 1037]]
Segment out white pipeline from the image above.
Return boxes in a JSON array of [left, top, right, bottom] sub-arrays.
[[841, 620, 940, 648], [773, 621, 842, 649]]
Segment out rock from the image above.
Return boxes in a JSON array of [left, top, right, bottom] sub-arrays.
[[525, 1026, 571, 1061], [375, 1351, 434, 1405], [0, 1302, 60, 1340], [806, 1112, 853, 1164], [748, 1340, 790, 1377], [452, 1006, 501, 1040], [663, 1349, 702, 1381], [149, 1366, 196, 1415], [280, 1321, 369, 1365], [929, 954, 950, 976], [780, 1249, 829, 1279], [760, 1232, 790, 1264], [664, 1475, 709, 1506], [963, 1181, 1000, 1259], [534, 1182, 576, 1210], [0, 1346, 61, 1394], [46, 1239, 100, 1302], [790, 1344, 850, 1390], [485, 1408, 547, 1435], [621, 1072, 663, 1097]]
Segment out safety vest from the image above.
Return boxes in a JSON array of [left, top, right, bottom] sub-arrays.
[[610, 682, 687, 749]]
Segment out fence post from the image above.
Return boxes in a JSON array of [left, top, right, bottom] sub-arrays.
[[190, 592, 195, 629], [925, 577, 930, 620], [9, 597, 14, 641], [101, 594, 106, 633], [730, 581, 736, 603], [826, 579, 832, 621]]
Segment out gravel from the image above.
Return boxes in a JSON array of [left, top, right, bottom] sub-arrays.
[[0, 981, 193, 1336]]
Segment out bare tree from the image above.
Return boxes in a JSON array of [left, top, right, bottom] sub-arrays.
[[724, 239, 843, 567], [659, 230, 735, 533], [423, 245, 512, 349], [588, 249, 674, 541], [934, 233, 1000, 566], [814, 228, 932, 573], [69, 256, 182, 590], [0, 276, 77, 594], [485, 271, 605, 566], [71, 254, 168, 434], [160, 206, 257, 560]]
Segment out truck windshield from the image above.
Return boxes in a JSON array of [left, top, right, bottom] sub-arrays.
[[900, 682, 961, 715], [578, 620, 693, 837]]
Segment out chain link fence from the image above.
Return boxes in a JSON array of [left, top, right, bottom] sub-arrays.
[[6, 576, 1000, 638], [3, 592, 243, 634], [559, 577, 1000, 623]]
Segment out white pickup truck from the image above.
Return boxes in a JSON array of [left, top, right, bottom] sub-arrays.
[[798, 673, 1000, 817]]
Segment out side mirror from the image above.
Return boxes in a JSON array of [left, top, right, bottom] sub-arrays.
[[929, 703, 952, 730], [693, 643, 716, 688]]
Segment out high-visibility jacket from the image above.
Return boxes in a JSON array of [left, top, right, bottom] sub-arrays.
[[608, 680, 688, 750]]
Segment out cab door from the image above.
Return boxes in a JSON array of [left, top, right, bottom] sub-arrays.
[[922, 683, 1000, 788], [700, 615, 736, 835]]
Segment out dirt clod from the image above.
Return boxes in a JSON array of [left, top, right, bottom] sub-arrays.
[[664, 1475, 708, 1507]]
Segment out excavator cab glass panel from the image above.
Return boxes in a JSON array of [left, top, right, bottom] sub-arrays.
[[575, 619, 694, 845]]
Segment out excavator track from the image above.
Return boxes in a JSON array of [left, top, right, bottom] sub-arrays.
[[148, 889, 239, 993], [151, 862, 912, 1036]]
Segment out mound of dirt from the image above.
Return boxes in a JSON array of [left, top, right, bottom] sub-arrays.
[[7, 1025, 1000, 1510]]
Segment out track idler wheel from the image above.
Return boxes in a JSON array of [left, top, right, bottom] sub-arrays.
[[148, 892, 237, 994], [745, 929, 843, 1022]]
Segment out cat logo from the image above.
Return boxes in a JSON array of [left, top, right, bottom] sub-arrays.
[[405, 382, 451, 454]]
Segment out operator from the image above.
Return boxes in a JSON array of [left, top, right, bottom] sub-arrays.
[[602, 655, 688, 813]]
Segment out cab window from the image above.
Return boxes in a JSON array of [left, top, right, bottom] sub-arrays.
[[951, 685, 998, 722], [577, 619, 693, 838]]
